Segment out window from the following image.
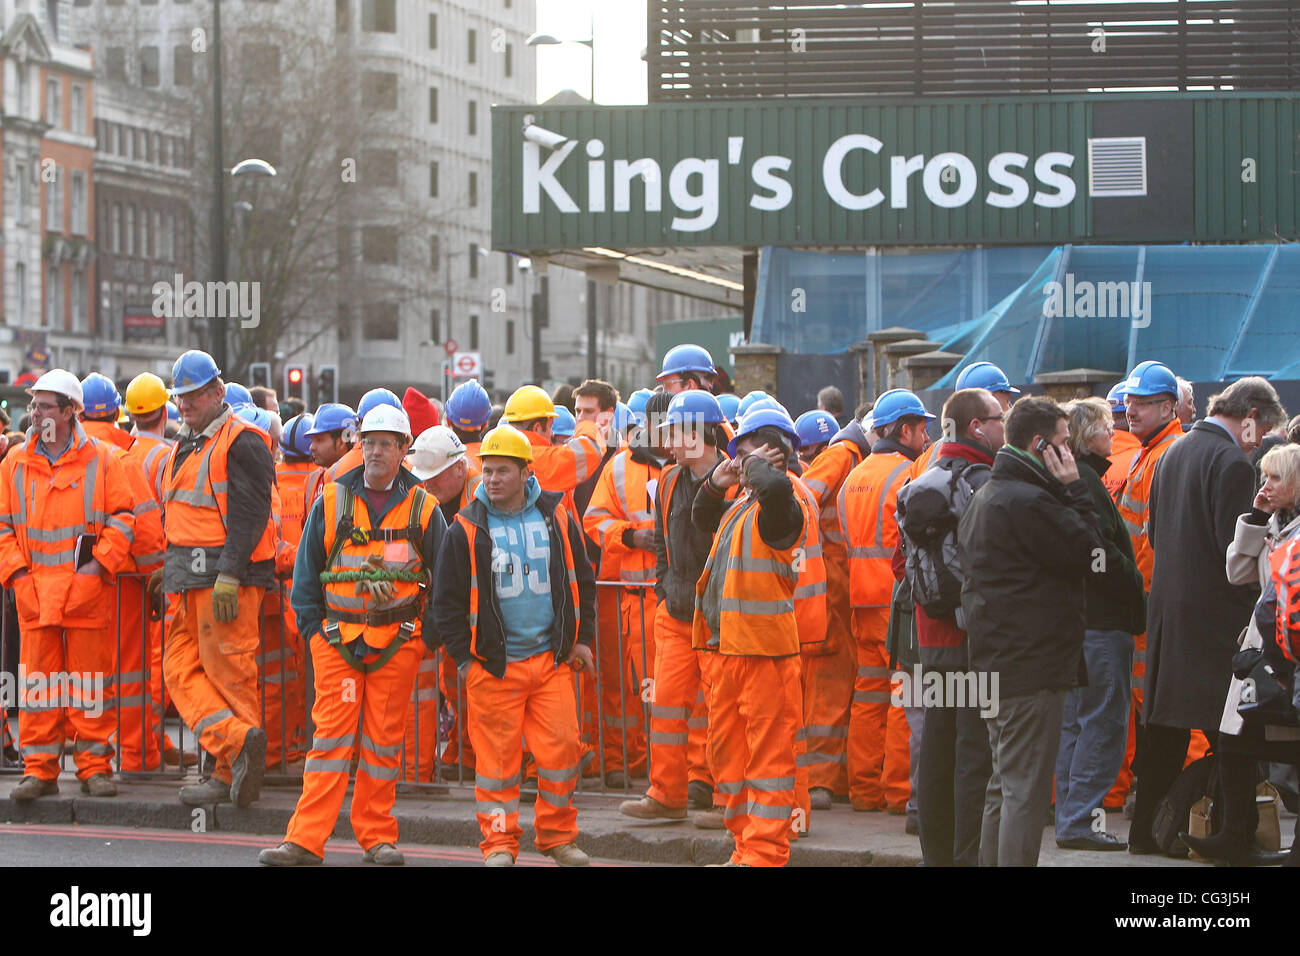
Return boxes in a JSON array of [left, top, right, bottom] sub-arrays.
[[123, 125, 134, 160], [362, 72, 397, 111], [125, 205, 135, 256], [70, 172, 86, 235], [46, 264, 61, 328], [469, 314, 479, 350], [468, 28, 477, 64], [14, 163, 26, 225], [505, 43, 513, 78], [469, 243, 479, 279], [153, 133, 161, 164], [363, 301, 399, 340], [70, 85, 85, 134], [45, 78, 60, 127], [468, 171, 477, 207], [15, 263, 26, 325], [468, 100, 477, 135], [139, 130, 150, 162], [45, 170, 61, 232], [506, 320, 515, 354], [106, 48, 126, 82], [430, 308, 440, 343], [428, 87, 438, 123], [427, 13, 437, 48], [160, 136, 171, 166], [361, 226, 397, 264], [174, 45, 193, 86], [336, 0, 348, 31], [111, 204, 121, 254], [430, 235, 440, 270], [361, 0, 396, 33], [428, 160, 438, 198], [45, 0, 60, 40], [363, 149, 398, 187], [164, 212, 175, 260], [140, 46, 160, 87], [140, 206, 150, 257], [109, 123, 120, 154], [71, 268, 85, 331]]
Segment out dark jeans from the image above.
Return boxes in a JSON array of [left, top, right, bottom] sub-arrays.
[[1130, 723, 1219, 846], [917, 681, 991, 866]]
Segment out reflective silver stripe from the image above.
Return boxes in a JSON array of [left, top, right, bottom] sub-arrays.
[[135, 550, 165, 566], [477, 798, 520, 816], [257, 648, 292, 665], [0, 512, 15, 523], [1121, 516, 1144, 537], [535, 788, 573, 808], [858, 666, 892, 679], [1132, 676, 1145, 689], [651, 705, 691, 719], [22, 743, 64, 754], [603, 715, 638, 728], [1118, 494, 1146, 515], [134, 499, 161, 516], [262, 672, 298, 685], [411, 688, 440, 702], [536, 763, 580, 782], [304, 758, 352, 773], [801, 542, 824, 559], [799, 750, 848, 767], [620, 566, 655, 583], [116, 671, 146, 684], [723, 803, 747, 820], [804, 724, 848, 739], [719, 597, 795, 615], [418, 657, 438, 673], [25, 525, 84, 543], [794, 580, 828, 600], [31, 548, 77, 566], [612, 453, 630, 521], [357, 759, 399, 781], [747, 776, 796, 791], [650, 731, 688, 745], [166, 488, 219, 508], [687, 717, 708, 729], [1133, 650, 1146, 662], [313, 734, 356, 751], [82, 454, 100, 529], [854, 690, 893, 703], [107, 515, 134, 542], [714, 780, 745, 795], [194, 708, 235, 738], [115, 695, 150, 708], [746, 800, 794, 820], [803, 477, 829, 497], [846, 545, 892, 559], [475, 772, 522, 791], [360, 734, 403, 758], [569, 436, 598, 482], [74, 741, 114, 755]]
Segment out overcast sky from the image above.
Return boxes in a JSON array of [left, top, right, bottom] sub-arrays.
[[534, 0, 648, 105]]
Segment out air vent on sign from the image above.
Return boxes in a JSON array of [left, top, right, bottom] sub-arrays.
[[1088, 137, 1147, 198]]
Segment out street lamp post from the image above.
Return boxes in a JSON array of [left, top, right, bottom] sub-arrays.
[[211, 0, 226, 368]]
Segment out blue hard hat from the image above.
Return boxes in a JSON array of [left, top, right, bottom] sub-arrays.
[[871, 388, 936, 428], [281, 413, 315, 460], [166, 401, 179, 422], [1106, 381, 1128, 413], [358, 387, 402, 420], [613, 402, 635, 433], [716, 393, 741, 423], [235, 404, 275, 433], [224, 382, 253, 409], [737, 390, 771, 418], [170, 349, 221, 396], [795, 410, 839, 448], [659, 390, 726, 429], [627, 388, 653, 426], [657, 344, 715, 381], [745, 396, 790, 417], [1119, 360, 1178, 398], [305, 402, 359, 437], [955, 361, 1020, 395], [80, 372, 121, 417], [552, 405, 576, 438], [729, 407, 801, 458], [446, 379, 492, 430]]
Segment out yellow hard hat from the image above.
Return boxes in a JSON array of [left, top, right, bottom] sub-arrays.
[[125, 372, 169, 415], [478, 424, 534, 464], [501, 384, 556, 423]]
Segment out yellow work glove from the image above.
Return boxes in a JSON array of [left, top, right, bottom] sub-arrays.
[[211, 573, 241, 623]]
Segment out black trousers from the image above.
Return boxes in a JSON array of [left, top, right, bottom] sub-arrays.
[[1130, 723, 1219, 845], [916, 687, 992, 866], [1216, 726, 1300, 845]]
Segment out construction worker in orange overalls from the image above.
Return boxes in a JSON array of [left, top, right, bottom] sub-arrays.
[[3, 370, 138, 801], [1103, 382, 1141, 503], [79, 374, 168, 774], [840, 388, 934, 813], [692, 407, 810, 866], [401, 425, 481, 783], [259, 405, 446, 866], [157, 350, 276, 808], [303, 401, 361, 509], [432, 424, 597, 867]]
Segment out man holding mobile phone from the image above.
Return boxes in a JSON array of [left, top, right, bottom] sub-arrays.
[[957, 396, 1103, 866]]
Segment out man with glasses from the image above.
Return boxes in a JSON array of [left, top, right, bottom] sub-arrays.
[[655, 344, 716, 396], [159, 350, 277, 808]]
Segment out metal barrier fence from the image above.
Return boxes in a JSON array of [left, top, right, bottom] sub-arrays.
[[0, 574, 659, 804]]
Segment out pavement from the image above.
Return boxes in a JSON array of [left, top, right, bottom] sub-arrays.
[[2, 769, 1285, 866]]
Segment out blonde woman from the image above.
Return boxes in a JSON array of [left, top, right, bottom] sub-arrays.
[[1053, 397, 1146, 851]]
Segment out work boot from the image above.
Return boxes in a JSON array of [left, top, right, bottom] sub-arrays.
[[10, 775, 58, 801], [605, 770, 629, 789], [687, 781, 713, 810], [809, 787, 833, 811], [258, 841, 323, 866], [363, 843, 405, 865], [694, 805, 726, 829], [179, 778, 231, 806], [439, 761, 474, 782], [542, 842, 590, 867], [163, 746, 199, 769], [230, 728, 267, 808], [619, 795, 687, 821], [80, 773, 117, 797], [484, 852, 514, 867]]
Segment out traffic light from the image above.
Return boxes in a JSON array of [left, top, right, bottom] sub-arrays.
[[285, 364, 306, 403], [316, 365, 338, 405], [248, 362, 272, 390]]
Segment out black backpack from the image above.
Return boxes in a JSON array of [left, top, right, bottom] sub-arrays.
[[895, 456, 990, 622], [1151, 754, 1221, 857]]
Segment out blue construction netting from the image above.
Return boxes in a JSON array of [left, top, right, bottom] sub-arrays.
[[752, 244, 1300, 383]]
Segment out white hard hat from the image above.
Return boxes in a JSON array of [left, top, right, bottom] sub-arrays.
[[359, 404, 411, 438], [27, 369, 84, 412], [407, 425, 466, 481]]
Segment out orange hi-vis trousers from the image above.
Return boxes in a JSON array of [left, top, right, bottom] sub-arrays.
[[403, 646, 440, 782], [646, 606, 712, 809], [162, 586, 264, 786], [260, 588, 307, 768], [438, 649, 475, 772], [708, 653, 803, 867], [848, 607, 911, 810], [20, 625, 115, 780], [596, 585, 648, 775], [800, 566, 855, 795], [114, 577, 167, 771], [285, 634, 424, 857], [467, 651, 582, 860]]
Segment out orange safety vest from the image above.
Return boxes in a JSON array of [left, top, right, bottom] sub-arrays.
[[306, 444, 363, 508], [1270, 537, 1300, 664], [800, 440, 864, 552], [320, 481, 437, 650], [128, 431, 175, 504], [790, 473, 828, 645], [693, 492, 805, 657], [839, 450, 913, 608], [909, 438, 942, 480], [523, 421, 604, 494], [583, 448, 662, 584], [462, 440, 483, 472], [454, 501, 583, 667], [1116, 417, 1183, 590], [162, 411, 277, 562], [276, 460, 316, 550], [1105, 428, 1142, 502], [116, 441, 166, 572], [657, 460, 736, 572], [81, 418, 134, 452]]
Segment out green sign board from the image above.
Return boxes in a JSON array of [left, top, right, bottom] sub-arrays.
[[492, 94, 1300, 250], [655, 316, 744, 378]]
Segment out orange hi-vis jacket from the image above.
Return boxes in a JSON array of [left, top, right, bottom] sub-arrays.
[[0, 421, 138, 627], [839, 449, 914, 608], [162, 413, 278, 563], [800, 440, 865, 555], [1105, 428, 1143, 503], [81, 418, 133, 452], [1117, 417, 1183, 590], [524, 420, 605, 494], [127, 431, 175, 504], [1269, 537, 1300, 663], [909, 438, 943, 480], [276, 460, 316, 551], [583, 448, 662, 584], [462, 440, 483, 472], [115, 443, 166, 574], [693, 491, 811, 657], [306, 444, 363, 508], [320, 482, 438, 650], [790, 473, 828, 645]]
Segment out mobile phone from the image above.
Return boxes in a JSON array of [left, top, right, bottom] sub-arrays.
[[1035, 437, 1050, 453]]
